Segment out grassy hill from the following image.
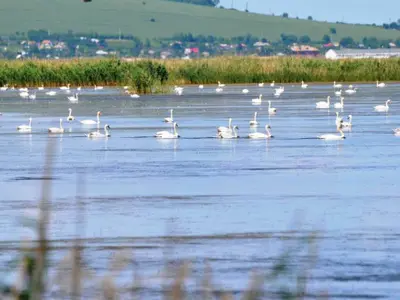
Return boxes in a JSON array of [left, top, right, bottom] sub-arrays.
[[1, 0, 399, 41]]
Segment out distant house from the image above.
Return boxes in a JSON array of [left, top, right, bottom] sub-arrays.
[[39, 40, 53, 50], [290, 45, 320, 56], [326, 48, 400, 60], [253, 41, 270, 47], [54, 42, 67, 50], [95, 50, 108, 55]]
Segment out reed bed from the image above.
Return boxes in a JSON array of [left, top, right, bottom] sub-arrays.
[[2, 56, 399, 93]]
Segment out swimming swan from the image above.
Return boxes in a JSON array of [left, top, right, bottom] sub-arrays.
[[376, 80, 386, 88], [87, 124, 111, 138], [155, 122, 180, 139], [333, 81, 342, 89], [164, 109, 174, 123], [249, 112, 259, 126], [342, 115, 352, 128], [318, 128, 345, 140], [68, 93, 78, 102], [17, 117, 32, 132], [374, 99, 391, 112], [252, 94, 262, 104], [268, 100, 277, 114], [334, 97, 344, 109], [249, 125, 273, 139], [80, 111, 101, 125], [48, 118, 64, 134], [316, 96, 330, 108], [67, 108, 75, 121], [301, 81, 308, 89], [217, 118, 233, 133], [218, 125, 239, 139]]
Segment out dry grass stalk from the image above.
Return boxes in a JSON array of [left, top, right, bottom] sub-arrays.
[[31, 139, 56, 300], [242, 270, 265, 300], [167, 261, 191, 300]]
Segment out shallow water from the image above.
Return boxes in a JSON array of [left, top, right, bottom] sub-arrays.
[[0, 83, 400, 298]]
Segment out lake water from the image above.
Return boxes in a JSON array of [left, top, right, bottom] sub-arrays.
[[0, 83, 400, 298]]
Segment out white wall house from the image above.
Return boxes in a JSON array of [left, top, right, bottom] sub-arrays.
[[326, 49, 400, 60]]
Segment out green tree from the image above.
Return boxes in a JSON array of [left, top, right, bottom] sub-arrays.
[[340, 36, 355, 47], [322, 34, 331, 43], [307, 16, 313, 20], [282, 12, 289, 18], [299, 35, 311, 43], [330, 27, 337, 34]]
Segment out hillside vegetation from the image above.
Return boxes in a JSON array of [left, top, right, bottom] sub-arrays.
[[1, 0, 399, 41]]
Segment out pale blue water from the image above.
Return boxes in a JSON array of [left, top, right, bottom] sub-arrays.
[[0, 83, 400, 298]]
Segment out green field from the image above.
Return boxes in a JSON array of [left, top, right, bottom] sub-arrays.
[[1, 0, 399, 41]]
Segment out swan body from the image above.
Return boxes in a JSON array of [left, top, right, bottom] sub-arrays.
[[345, 87, 357, 94], [19, 88, 28, 92], [155, 122, 180, 139], [217, 81, 225, 88], [130, 93, 140, 98], [316, 96, 330, 108], [0, 85, 8, 91], [218, 126, 239, 139], [19, 91, 29, 98], [274, 86, 284, 96], [318, 129, 345, 140], [94, 85, 103, 90], [333, 81, 342, 89], [199, 85, 204, 89], [376, 80, 386, 88], [258, 83, 264, 87], [48, 118, 64, 133], [164, 109, 174, 123], [87, 124, 111, 138], [242, 89, 249, 94], [252, 94, 262, 104], [38, 85, 44, 91], [80, 111, 101, 125], [374, 99, 391, 112], [174, 86, 183, 95], [334, 90, 342, 97], [28, 92, 36, 100], [393, 128, 400, 136], [270, 81, 275, 87], [249, 112, 259, 126], [67, 108, 75, 121], [249, 125, 273, 139], [268, 100, 277, 114], [301, 81, 308, 89], [17, 118, 32, 132], [218, 118, 232, 133], [216, 87, 223, 93], [68, 93, 78, 102], [77, 86, 81, 91], [46, 91, 57, 96], [334, 97, 344, 109], [335, 112, 343, 128], [60, 84, 70, 90]]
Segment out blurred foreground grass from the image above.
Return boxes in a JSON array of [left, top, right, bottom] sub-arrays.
[[0, 140, 321, 299]]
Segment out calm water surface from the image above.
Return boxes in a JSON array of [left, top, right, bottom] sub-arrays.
[[0, 83, 400, 298]]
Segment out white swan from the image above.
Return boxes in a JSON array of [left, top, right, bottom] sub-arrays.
[[393, 128, 400, 136], [0, 85, 8, 91], [68, 93, 78, 102], [335, 112, 343, 128], [249, 112, 259, 126], [318, 128, 345, 140], [94, 84, 103, 90], [155, 122, 180, 139], [45, 91, 57, 96], [37, 84, 44, 91], [316, 96, 330, 108], [268, 100, 277, 114], [301, 81, 308, 89], [334, 90, 342, 97], [333, 81, 342, 89], [374, 99, 391, 112], [67, 108, 75, 121], [80, 111, 101, 125], [17, 117, 32, 132], [249, 125, 273, 139], [342, 115, 352, 128], [216, 87, 223, 93], [217, 118, 232, 133], [258, 82, 264, 87], [218, 125, 239, 139], [376, 80, 386, 88], [48, 118, 64, 134], [164, 109, 174, 123], [274, 86, 284, 96], [199, 84, 204, 89], [252, 94, 262, 104], [77, 86, 81, 91], [217, 81, 225, 88], [87, 124, 111, 138], [19, 87, 28, 92], [174, 86, 183, 95], [345, 87, 357, 95], [60, 84, 70, 90], [123, 86, 129, 90], [19, 91, 29, 98], [28, 92, 36, 100], [334, 97, 344, 109], [270, 81, 275, 87], [242, 89, 249, 94], [130, 93, 140, 98]]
